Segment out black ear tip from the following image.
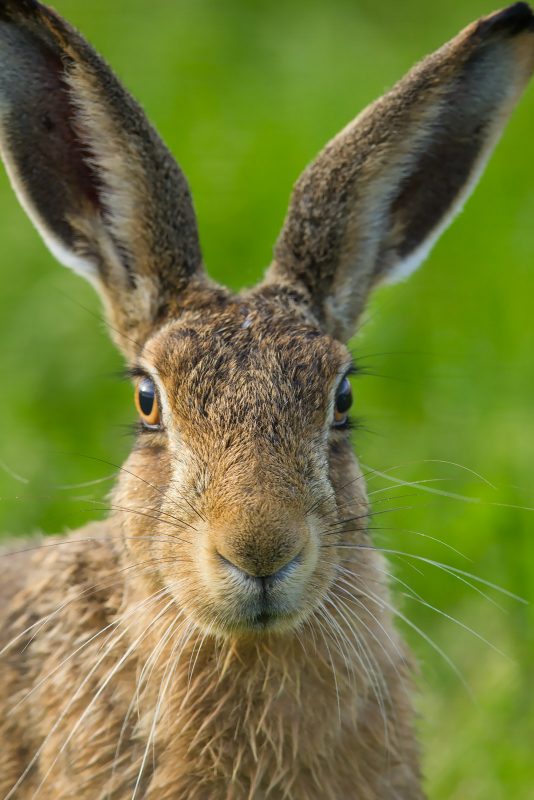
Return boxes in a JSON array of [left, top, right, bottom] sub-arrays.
[[0, 0, 40, 19], [1, 0, 40, 5], [480, 3, 534, 37]]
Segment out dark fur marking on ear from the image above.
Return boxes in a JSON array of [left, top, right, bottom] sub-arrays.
[[0, 1, 40, 20], [0, 20, 104, 246], [390, 126, 483, 261], [477, 3, 534, 38]]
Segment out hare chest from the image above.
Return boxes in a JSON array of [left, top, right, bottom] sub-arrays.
[[0, 532, 420, 800]]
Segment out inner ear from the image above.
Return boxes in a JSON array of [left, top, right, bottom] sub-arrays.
[[388, 129, 484, 264], [1, 24, 105, 271]]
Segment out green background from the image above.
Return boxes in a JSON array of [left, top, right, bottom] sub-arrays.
[[1, 1, 533, 796]]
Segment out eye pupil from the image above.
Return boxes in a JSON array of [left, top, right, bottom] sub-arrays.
[[333, 375, 353, 428], [135, 376, 160, 428], [138, 380, 155, 415], [335, 377, 353, 414]]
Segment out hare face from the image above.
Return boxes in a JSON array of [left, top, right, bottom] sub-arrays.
[[1, 0, 532, 639], [115, 292, 366, 635]]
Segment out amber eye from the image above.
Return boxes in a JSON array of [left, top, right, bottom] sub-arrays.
[[333, 376, 353, 428], [135, 377, 161, 428]]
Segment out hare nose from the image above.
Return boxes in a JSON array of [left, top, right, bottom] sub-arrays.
[[212, 517, 308, 582], [218, 550, 303, 586]]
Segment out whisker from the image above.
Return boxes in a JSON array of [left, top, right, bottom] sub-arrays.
[[306, 466, 381, 517], [346, 562, 426, 604], [326, 505, 422, 531], [362, 464, 484, 504], [317, 603, 355, 684], [131, 614, 191, 800], [312, 606, 342, 722], [325, 480, 451, 521], [341, 545, 527, 604], [329, 540, 511, 606], [362, 458, 496, 489], [67, 453, 205, 525], [1, 544, 194, 660], [9, 581, 178, 715], [27, 592, 181, 800], [55, 474, 117, 490], [326, 591, 392, 751], [333, 573, 406, 666], [6, 589, 175, 799], [0, 459, 30, 484], [336, 574, 472, 696], [370, 526, 471, 562], [75, 499, 196, 540], [165, 479, 207, 523], [400, 593, 510, 660], [337, 564, 507, 658], [415, 459, 497, 490], [367, 478, 453, 497], [108, 618, 194, 799], [367, 491, 432, 505]]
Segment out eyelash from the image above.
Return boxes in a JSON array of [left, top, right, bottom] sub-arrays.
[[123, 366, 148, 382]]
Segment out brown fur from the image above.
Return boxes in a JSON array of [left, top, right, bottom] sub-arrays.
[[0, 2, 533, 798]]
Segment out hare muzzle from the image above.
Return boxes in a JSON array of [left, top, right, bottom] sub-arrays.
[[207, 505, 316, 630]]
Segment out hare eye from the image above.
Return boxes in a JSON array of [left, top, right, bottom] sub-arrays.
[[135, 377, 160, 428], [333, 376, 353, 428]]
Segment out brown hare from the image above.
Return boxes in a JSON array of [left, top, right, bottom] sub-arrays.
[[0, 1, 533, 798]]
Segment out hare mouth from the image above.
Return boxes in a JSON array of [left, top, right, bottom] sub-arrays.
[[252, 610, 273, 627], [226, 577, 310, 633], [210, 568, 306, 633], [235, 604, 302, 634]]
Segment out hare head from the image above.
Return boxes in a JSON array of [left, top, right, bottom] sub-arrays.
[[1, 0, 533, 642]]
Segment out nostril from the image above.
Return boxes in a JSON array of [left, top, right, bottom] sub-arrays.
[[217, 551, 303, 585], [262, 552, 302, 584]]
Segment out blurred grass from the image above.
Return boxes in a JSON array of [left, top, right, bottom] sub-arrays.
[[0, 1, 533, 797]]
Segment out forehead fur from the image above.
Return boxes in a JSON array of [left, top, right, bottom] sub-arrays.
[[142, 288, 351, 439]]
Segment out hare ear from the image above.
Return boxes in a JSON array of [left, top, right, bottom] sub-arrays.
[[0, 0, 204, 356], [264, 3, 534, 342]]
